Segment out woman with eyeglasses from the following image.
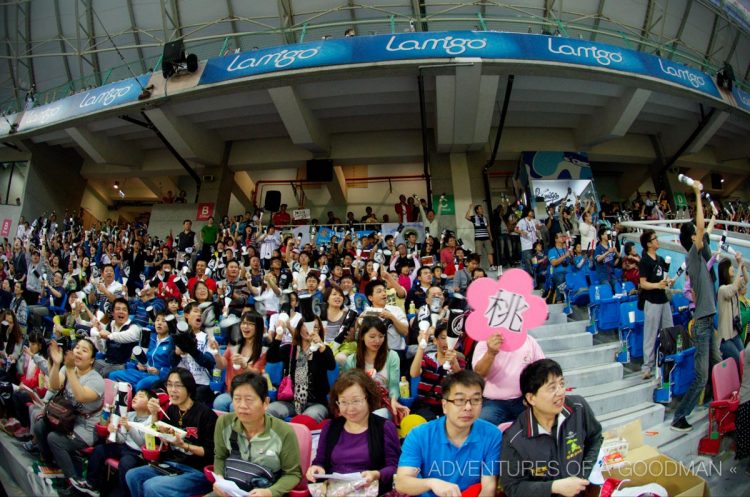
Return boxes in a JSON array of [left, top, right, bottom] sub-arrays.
[[344, 316, 409, 422], [206, 371, 302, 497], [126, 367, 217, 497], [306, 370, 400, 494]]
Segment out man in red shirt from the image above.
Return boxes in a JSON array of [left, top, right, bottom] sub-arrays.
[[187, 259, 217, 294], [272, 204, 291, 226]]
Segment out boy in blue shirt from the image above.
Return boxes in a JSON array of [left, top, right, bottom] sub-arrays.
[[396, 370, 502, 497]]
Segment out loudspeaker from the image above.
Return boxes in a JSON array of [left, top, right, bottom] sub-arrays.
[[161, 39, 185, 78], [163, 39, 185, 65], [264, 190, 281, 212], [306, 159, 334, 182], [711, 173, 723, 190]]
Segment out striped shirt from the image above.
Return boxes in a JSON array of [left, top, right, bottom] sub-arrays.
[[470, 215, 490, 240]]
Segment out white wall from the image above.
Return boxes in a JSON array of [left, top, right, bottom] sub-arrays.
[[148, 204, 211, 238], [0, 162, 27, 206], [80, 187, 110, 223]]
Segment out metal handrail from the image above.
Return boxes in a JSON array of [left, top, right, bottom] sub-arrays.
[[634, 218, 750, 230], [619, 220, 750, 249]]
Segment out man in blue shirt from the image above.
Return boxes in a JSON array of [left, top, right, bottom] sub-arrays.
[[548, 232, 573, 293], [396, 370, 502, 497]]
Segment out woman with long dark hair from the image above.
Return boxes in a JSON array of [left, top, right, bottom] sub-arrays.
[[266, 316, 336, 423], [344, 316, 409, 422], [717, 253, 748, 364], [212, 311, 267, 412]]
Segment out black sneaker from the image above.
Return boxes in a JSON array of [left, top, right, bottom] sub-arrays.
[[671, 417, 693, 432], [69, 478, 100, 497]]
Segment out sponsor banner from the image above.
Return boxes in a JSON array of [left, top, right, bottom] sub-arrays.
[[196, 203, 214, 221], [17, 74, 151, 132], [292, 209, 311, 221], [523, 151, 591, 180], [732, 86, 750, 113], [200, 31, 721, 99]]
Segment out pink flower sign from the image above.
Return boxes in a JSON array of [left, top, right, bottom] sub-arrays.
[[465, 269, 547, 351]]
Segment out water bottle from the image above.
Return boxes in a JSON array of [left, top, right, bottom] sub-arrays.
[[101, 404, 111, 425], [399, 376, 410, 398], [408, 302, 416, 315], [676, 333, 683, 353], [594, 285, 601, 302], [212, 368, 222, 382]]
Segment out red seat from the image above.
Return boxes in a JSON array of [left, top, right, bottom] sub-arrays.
[[79, 446, 95, 456], [699, 358, 741, 455], [106, 458, 120, 480]]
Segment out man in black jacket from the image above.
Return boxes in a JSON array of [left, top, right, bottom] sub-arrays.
[[500, 359, 602, 497]]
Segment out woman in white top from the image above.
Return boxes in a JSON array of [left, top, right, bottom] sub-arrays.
[[579, 210, 597, 254]]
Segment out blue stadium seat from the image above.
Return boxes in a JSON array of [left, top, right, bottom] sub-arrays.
[[565, 272, 590, 307]]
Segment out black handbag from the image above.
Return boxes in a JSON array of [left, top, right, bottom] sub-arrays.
[[224, 430, 280, 491], [657, 325, 691, 364], [44, 388, 77, 433]]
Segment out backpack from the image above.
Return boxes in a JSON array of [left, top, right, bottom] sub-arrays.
[[224, 430, 280, 492], [657, 325, 691, 365]]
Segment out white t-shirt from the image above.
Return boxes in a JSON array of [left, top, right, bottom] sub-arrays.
[[516, 218, 538, 251]]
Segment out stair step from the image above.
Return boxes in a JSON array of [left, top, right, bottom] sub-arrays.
[[652, 408, 710, 462], [599, 402, 665, 432], [544, 313, 568, 325], [572, 376, 647, 398], [546, 343, 620, 370], [580, 380, 657, 417], [547, 303, 566, 314], [536, 332, 593, 353], [564, 362, 623, 389], [530, 320, 588, 339]]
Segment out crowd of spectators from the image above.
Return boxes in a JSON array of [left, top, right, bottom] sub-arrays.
[[0, 200, 607, 497]]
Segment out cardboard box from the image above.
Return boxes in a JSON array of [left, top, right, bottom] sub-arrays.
[[600, 421, 709, 497]]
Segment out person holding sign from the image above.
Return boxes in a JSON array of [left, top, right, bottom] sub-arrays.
[[395, 370, 502, 497], [500, 359, 602, 497]]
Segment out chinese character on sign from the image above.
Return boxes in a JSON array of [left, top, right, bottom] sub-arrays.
[[485, 289, 528, 333]]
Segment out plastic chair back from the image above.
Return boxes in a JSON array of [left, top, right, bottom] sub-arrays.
[[498, 421, 513, 432], [289, 422, 312, 487], [623, 281, 636, 294], [618, 301, 643, 330], [326, 362, 339, 389], [265, 361, 283, 386], [712, 358, 740, 402]]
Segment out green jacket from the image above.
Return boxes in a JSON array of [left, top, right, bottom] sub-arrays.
[[213, 413, 302, 497], [344, 349, 401, 399]]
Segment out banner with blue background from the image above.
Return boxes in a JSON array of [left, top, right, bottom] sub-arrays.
[[200, 31, 722, 99]]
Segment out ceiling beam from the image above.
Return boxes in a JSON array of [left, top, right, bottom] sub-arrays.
[[411, 0, 427, 32], [225, 0, 239, 51], [577, 88, 651, 148], [328, 165, 348, 205], [637, 0, 655, 53], [169, 0, 184, 40], [66, 126, 144, 167], [277, 0, 296, 45], [726, 30, 741, 63], [53, 0, 73, 89], [85, 0, 102, 86], [702, 14, 720, 71], [590, 0, 606, 42], [85, 180, 113, 206], [19, 1, 35, 90], [140, 176, 179, 199], [144, 106, 224, 165], [3, 4, 19, 105], [668, 0, 693, 60], [268, 85, 330, 153], [126, 0, 147, 73]]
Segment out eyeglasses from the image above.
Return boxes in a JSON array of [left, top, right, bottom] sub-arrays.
[[444, 397, 483, 407], [649, 237, 658, 242], [336, 398, 366, 408], [166, 382, 185, 389]]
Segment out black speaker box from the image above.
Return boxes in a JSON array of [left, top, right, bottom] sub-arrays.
[[711, 173, 723, 190], [306, 159, 334, 182], [163, 39, 185, 65], [264, 190, 282, 212]]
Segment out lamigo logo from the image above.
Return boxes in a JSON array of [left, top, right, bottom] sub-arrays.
[[226, 47, 320, 72], [547, 38, 623, 66], [385, 35, 487, 56], [79, 85, 134, 109], [657, 59, 705, 89]]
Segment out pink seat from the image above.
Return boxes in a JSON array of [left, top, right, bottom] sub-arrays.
[[498, 422, 513, 433], [700, 358, 741, 455], [289, 422, 312, 497]]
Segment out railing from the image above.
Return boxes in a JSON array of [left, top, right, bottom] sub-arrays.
[[1, 7, 748, 113], [619, 219, 750, 250]]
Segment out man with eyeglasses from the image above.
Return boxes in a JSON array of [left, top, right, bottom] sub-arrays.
[[500, 359, 602, 497], [639, 229, 675, 380], [395, 370, 502, 497]]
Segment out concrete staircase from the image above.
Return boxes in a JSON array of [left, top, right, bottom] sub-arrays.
[[531, 303, 708, 463]]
